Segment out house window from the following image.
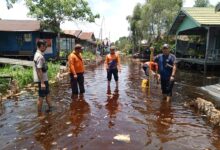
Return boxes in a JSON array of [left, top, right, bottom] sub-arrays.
[[24, 33, 32, 42]]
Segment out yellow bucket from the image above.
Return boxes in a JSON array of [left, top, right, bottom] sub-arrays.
[[141, 79, 149, 88]]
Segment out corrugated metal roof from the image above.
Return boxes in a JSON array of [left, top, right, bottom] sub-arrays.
[[183, 7, 220, 26], [63, 30, 82, 37], [0, 20, 41, 31], [78, 32, 94, 40]]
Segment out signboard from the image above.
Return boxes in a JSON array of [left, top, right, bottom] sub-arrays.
[[36, 38, 53, 54]]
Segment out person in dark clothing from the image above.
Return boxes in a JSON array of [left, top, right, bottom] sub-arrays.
[[154, 44, 177, 102]]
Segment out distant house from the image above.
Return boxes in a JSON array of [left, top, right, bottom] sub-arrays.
[[78, 32, 96, 53], [63, 29, 82, 48], [0, 20, 58, 59], [63, 30, 97, 53], [60, 30, 76, 57], [169, 7, 220, 73]]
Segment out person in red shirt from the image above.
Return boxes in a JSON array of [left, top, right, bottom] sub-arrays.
[[68, 44, 85, 98], [142, 61, 160, 83], [105, 46, 121, 88]]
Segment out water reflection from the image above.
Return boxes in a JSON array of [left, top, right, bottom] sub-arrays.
[[70, 95, 90, 137], [35, 115, 54, 150], [105, 86, 120, 128], [156, 101, 173, 143]]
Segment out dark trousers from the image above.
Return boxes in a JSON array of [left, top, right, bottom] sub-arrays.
[[37, 81, 50, 97], [161, 78, 174, 96], [107, 69, 118, 81], [70, 73, 85, 95]]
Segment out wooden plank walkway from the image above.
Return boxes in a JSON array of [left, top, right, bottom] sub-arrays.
[[201, 84, 220, 101], [0, 57, 33, 67]]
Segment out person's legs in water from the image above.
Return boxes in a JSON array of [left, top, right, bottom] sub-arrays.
[[77, 73, 85, 94], [112, 69, 119, 88], [107, 69, 113, 87], [70, 74, 79, 98], [45, 95, 52, 112], [37, 81, 49, 115], [43, 81, 52, 112], [160, 79, 168, 100], [37, 97, 43, 116], [166, 80, 174, 102]]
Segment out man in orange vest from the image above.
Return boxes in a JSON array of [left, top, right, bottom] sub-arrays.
[[105, 45, 121, 88], [68, 44, 85, 98]]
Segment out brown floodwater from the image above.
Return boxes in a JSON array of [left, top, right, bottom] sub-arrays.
[[1, 58, 220, 150]]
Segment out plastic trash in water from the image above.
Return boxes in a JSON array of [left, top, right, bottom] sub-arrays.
[[113, 134, 130, 143]]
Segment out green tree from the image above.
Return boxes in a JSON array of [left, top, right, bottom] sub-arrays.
[[194, 0, 209, 7], [127, 3, 143, 54], [127, 0, 182, 51], [25, 0, 99, 59], [115, 36, 132, 54], [5, 0, 18, 9], [25, 0, 99, 32]]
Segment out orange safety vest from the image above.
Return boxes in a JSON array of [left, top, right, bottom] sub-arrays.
[[105, 53, 120, 69], [68, 52, 84, 74]]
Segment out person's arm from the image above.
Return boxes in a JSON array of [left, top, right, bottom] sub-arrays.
[[170, 56, 177, 81], [104, 55, 109, 70], [36, 68, 44, 84], [117, 54, 121, 71], [35, 58, 45, 88], [171, 63, 177, 77], [68, 54, 77, 78]]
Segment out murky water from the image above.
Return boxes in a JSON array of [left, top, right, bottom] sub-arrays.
[[1, 58, 220, 150]]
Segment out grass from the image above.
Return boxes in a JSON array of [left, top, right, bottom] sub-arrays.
[[0, 62, 60, 94]]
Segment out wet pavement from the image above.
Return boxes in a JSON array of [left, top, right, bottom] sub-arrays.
[[1, 58, 220, 150]]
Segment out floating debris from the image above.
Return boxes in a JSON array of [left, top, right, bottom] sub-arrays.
[[66, 121, 71, 125], [40, 132, 46, 136], [113, 134, 131, 143], [67, 133, 73, 137], [51, 141, 57, 145]]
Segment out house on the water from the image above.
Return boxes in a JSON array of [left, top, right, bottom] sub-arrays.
[[64, 30, 97, 53], [169, 7, 220, 73], [0, 20, 75, 59]]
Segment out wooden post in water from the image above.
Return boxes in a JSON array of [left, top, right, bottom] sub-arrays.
[[204, 27, 210, 75], [148, 47, 154, 95]]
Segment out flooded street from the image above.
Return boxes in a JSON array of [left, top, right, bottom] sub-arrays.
[[1, 58, 220, 150]]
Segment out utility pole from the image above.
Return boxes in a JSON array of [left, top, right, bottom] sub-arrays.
[[99, 17, 104, 55]]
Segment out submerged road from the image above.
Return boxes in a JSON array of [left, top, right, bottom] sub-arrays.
[[0, 58, 220, 150]]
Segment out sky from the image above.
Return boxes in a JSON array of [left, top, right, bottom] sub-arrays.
[[0, 0, 219, 42]]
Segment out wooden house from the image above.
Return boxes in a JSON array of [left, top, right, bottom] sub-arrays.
[[0, 20, 74, 60], [169, 7, 220, 73]]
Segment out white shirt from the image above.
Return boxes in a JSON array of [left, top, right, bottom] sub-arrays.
[[33, 50, 48, 82]]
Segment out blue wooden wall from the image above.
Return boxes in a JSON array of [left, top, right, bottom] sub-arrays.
[[0, 31, 57, 59]]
